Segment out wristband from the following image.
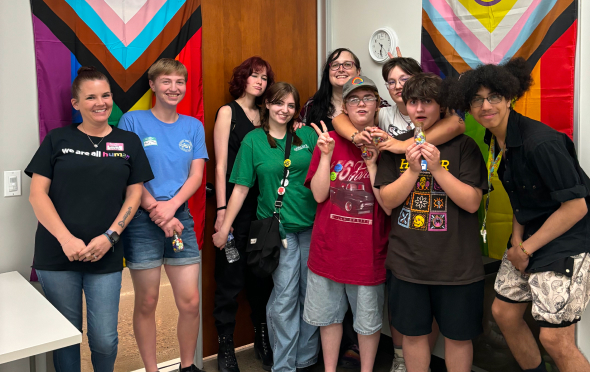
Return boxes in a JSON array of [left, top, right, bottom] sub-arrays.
[[350, 131, 359, 144], [519, 242, 532, 257], [216, 206, 227, 211]]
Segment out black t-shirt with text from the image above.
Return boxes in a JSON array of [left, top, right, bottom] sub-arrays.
[[25, 124, 154, 273], [374, 133, 488, 285]]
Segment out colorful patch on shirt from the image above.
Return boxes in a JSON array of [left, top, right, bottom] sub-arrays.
[[431, 193, 447, 212], [179, 139, 193, 152], [411, 192, 430, 213], [404, 195, 412, 208], [410, 212, 428, 231], [415, 174, 432, 192], [398, 208, 411, 228], [143, 137, 157, 147], [428, 213, 447, 231], [432, 178, 444, 192], [106, 142, 124, 151]]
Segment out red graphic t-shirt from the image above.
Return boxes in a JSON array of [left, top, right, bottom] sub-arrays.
[[305, 132, 389, 286]]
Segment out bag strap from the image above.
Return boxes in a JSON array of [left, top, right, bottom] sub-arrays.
[[274, 131, 293, 211]]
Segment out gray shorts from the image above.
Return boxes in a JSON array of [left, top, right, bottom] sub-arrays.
[[495, 252, 590, 327], [303, 269, 384, 335]]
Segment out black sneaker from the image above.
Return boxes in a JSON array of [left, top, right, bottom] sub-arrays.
[[178, 364, 204, 372]]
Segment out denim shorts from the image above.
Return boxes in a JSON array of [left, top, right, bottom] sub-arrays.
[[303, 269, 384, 335], [122, 203, 200, 269]]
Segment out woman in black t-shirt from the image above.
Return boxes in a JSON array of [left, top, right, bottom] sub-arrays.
[[25, 67, 153, 372], [212, 56, 275, 372]]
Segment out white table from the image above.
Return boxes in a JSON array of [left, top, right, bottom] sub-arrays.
[[0, 271, 82, 369]]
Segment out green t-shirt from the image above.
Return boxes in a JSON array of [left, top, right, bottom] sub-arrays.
[[230, 126, 318, 233]]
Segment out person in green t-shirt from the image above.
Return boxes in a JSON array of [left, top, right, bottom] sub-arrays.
[[213, 82, 320, 372]]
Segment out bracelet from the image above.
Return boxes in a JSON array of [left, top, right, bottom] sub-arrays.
[[519, 242, 532, 257], [60, 235, 74, 247], [350, 131, 359, 144], [216, 206, 227, 211]]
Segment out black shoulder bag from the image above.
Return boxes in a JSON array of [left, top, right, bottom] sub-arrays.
[[246, 131, 292, 278]]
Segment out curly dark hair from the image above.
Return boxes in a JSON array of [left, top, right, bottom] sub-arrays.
[[442, 57, 533, 112], [260, 82, 303, 148], [229, 56, 275, 105]]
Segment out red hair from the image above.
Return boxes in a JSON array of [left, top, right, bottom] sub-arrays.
[[229, 56, 275, 104]]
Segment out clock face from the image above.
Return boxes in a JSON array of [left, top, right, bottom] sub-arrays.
[[371, 30, 392, 61]]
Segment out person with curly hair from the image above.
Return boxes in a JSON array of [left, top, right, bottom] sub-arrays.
[[444, 58, 590, 372], [212, 56, 275, 372]]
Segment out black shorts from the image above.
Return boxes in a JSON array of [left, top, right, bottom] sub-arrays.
[[387, 271, 484, 341]]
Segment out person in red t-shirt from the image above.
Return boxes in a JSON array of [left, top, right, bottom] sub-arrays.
[[303, 76, 392, 372]]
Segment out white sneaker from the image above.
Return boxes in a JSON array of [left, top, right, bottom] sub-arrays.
[[390, 355, 406, 372]]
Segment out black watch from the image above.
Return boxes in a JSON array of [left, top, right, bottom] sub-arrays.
[[106, 230, 120, 246]]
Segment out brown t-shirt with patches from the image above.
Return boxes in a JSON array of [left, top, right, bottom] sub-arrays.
[[374, 133, 488, 285]]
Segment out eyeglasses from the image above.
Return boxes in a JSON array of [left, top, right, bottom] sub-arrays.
[[329, 61, 356, 71], [346, 97, 378, 106], [470, 93, 503, 108], [385, 76, 410, 89]]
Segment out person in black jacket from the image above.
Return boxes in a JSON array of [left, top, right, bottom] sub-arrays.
[[444, 58, 590, 372]]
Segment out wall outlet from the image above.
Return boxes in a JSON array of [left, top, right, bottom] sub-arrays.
[[4, 170, 21, 197]]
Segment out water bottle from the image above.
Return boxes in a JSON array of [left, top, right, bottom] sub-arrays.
[[225, 232, 240, 263]]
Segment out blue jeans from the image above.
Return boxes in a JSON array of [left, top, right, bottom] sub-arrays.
[[267, 228, 319, 372], [36, 270, 122, 372]]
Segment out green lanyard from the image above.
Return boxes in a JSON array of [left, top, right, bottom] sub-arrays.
[[481, 135, 504, 243]]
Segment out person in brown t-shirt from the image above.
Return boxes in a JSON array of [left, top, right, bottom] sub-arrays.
[[374, 73, 487, 372]]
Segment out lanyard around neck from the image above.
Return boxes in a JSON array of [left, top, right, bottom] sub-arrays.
[[481, 135, 504, 243]]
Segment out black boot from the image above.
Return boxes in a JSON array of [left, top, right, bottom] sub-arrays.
[[178, 364, 204, 372], [218, 335, 240, 372], [254, 323, 273, 371]]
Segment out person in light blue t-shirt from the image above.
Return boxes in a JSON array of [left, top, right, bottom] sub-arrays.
[[118, 59, 208, 372]]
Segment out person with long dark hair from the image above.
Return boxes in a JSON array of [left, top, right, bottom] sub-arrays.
[[213, 56, 276, 372], [26, 67, 153, 372], [444, 58, 590, 372], [298, 48, 375, 131], [213, 83, 320, 372]]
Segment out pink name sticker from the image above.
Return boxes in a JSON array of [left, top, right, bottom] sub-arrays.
[[106, 143, 124, 151]]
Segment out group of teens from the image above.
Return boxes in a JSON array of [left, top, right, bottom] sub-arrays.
[[25, 46, 590, 372]]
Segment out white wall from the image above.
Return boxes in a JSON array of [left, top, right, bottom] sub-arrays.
[[327, 0, 422, 100], [0, 0, 40, 370], [575, 0, 590, 354]]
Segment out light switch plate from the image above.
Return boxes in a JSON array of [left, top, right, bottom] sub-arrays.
[[4, 170, 21, 197]]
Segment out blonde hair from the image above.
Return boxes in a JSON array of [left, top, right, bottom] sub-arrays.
[[148, 58, 188, 81]]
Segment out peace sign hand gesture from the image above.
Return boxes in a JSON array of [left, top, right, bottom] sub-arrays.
[[311, 121, 335, 156]]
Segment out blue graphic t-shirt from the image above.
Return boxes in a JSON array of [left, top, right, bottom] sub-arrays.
[[119, 110, 208, 201]]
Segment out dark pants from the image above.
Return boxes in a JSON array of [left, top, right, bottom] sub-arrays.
[[213, 213, 274, 335]]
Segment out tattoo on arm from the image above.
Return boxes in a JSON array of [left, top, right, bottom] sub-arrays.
[[118, 207, 132, 228]]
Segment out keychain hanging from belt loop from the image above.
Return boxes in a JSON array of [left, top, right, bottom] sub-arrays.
[[481, 135, 504, 243]]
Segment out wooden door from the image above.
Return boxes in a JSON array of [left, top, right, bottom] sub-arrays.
[[201, 0, 317, 357]]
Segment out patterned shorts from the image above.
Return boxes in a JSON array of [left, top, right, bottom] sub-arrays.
[[494, 252, 590, 327]]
